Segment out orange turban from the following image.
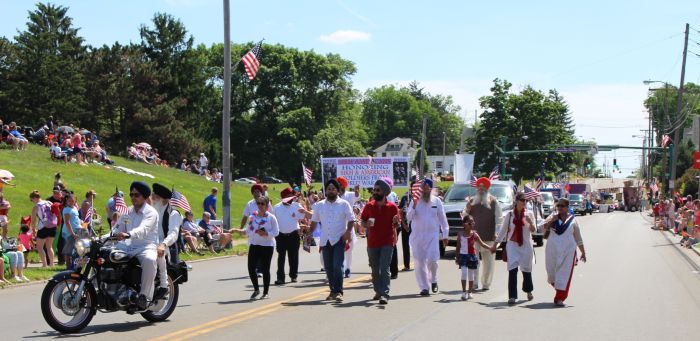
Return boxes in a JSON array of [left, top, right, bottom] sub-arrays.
[[336, 177, 349, 189], [475, 177, 491, 189]]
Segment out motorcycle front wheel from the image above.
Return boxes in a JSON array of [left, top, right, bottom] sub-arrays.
[[41, 278, 96, 334], [142, 275, 179, 322]]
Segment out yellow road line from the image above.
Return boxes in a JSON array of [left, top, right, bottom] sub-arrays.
[[149, 274, 372, 341]]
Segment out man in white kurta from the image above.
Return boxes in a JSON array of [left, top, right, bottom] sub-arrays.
[[544, 198, 586, 306], [406, 178, 449, 296], [152, 183, 182, 300]]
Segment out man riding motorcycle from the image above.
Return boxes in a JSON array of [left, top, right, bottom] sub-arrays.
[[151, 183, 182, 301], [110, 181, 159, 310]]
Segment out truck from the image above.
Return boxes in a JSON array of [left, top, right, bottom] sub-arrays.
[[567, 184, 592, 215], [540, 187, 565, 200], [622, 187, 640, 212]]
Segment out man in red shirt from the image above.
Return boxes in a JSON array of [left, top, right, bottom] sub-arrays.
[[361, 177, 400, 305]]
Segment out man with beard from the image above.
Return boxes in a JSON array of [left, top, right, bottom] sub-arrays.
[[306, 179, 355, 302], [151, 183, 182, 300], [462, 177, 502, 291], [406, 178, 449, 296], [361, 177, 400, 304]]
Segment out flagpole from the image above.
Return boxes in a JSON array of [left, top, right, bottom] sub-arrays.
[[222, 0, 232, 230]]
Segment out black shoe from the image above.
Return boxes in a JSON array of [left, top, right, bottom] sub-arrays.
[[290, 278, 298, 283], [373, 294, 381, 300], [420, 290, 430, 296], [274, 280, 285, 286], [153, 287, 168, 301], [402, 267, 411, 272], [344, 269, 350, 278], [379, 296, 389, 305], [260, 293, 270, 300], [250, 290, 260, 300], [137, 294, 148, 310], [390, 273, 398, 280], [431, 283, 438, 293]]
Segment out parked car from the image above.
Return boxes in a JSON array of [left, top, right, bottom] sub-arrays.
[[234, 178, 257, 185], [262, 176, 283, 184], [442, 180, 517, 257]]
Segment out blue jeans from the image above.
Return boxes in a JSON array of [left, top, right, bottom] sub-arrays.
[[323, 240, 346, 294], [367, 246, 393, 297]]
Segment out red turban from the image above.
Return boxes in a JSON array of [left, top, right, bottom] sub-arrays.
[[475, 177, 491, 189], [336, 177, 349, 190], [251, 184, 264, 194]]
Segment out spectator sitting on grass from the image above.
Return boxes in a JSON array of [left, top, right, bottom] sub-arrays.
[[198, 212, 232, 252], [8, 122, 29, 150], [50, 142, 68, 163], [180, 211, 204, 255], [0, 235, 29, 282]]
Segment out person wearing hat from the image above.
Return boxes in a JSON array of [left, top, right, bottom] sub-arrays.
[[272, 188, 312, 285], [109, 181, 159, 310], [306, 179, 355, 302], [463, 177, 502, 291], [199, 153, 208, 175], [336, 177, 359, 278], [360, 177, 401, 304], [151, 183, 183, 300], [406, 178, 449, 296]]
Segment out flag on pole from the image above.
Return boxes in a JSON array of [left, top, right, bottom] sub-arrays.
[[662, 134, 671, 148], [170, 189, 192, 213], [488, 165, 500, 181], [469, 175, 478, 187], [535, 178, 543, 191], [241, 41, 262, 80], [411, 180, 423, 201], [114, 195, 129, 215], [82, 205, 94, 223], [524, 183, 541, 200], [302, 163, 313, 186]]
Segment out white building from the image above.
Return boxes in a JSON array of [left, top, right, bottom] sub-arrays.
[[373, 137, 419, 160], [427, 155, 455, 174]]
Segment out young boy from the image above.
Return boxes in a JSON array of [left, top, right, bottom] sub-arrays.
[[455, 214, 490, 300]]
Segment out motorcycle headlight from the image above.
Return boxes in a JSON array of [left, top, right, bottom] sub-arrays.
[[74, 238, 91, 257]]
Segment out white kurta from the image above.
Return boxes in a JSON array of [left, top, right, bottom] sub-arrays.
[[545, 215, 583, 290], [497, 210, 535, 272], [406, 196, 449, 262]]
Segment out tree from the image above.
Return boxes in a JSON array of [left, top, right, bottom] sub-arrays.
[[5, 3, 86, 125]]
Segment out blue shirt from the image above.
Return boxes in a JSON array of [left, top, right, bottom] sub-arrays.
[[203, 194, 217, 219], [62, 206, 81, 238]]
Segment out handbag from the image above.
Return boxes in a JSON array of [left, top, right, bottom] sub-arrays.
[[495, 211, 511, 262]]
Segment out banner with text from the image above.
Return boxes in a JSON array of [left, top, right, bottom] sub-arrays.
[[321, 157, 410, 188]]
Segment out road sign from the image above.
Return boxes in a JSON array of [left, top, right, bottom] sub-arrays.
[[694, 151, 700, 169]]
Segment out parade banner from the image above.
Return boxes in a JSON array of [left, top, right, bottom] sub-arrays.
[[452, 153, 475, 183], [321, 157, 410, 188]]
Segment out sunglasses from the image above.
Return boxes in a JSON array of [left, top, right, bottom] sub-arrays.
[[256, 202, 267, 206], [517, 198, 526, 202], [556, 204, 567, 208], [129, 192, 142, 198]]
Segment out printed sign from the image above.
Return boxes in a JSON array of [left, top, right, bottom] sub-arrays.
[[321, 157, 410, 188]]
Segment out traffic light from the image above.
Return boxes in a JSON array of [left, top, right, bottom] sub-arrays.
[[613, 158, 617, 166]]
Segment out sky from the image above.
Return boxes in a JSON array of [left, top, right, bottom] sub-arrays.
[[2, 0, 700, 178]]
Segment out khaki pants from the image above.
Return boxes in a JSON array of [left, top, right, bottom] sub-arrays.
[[474, 241, 496, 289]]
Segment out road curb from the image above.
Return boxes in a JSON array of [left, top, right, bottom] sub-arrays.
[[659, 228, 700, 258], [0, 253, 243, 290]]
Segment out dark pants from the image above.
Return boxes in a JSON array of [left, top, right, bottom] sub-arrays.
[[275, 231, 300, 281], [398, 225, 411, 268], [368, 246, 393, 297], [322, 241, 346, 294], [248, 245, 274, 294], [508, 268, 533, 299], [56, 235, 65, 265]]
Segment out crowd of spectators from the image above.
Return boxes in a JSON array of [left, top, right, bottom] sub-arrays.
[[652, 193, 700, 249]]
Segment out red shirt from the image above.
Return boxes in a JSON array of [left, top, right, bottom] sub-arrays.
[[360, 200, 399, 248]]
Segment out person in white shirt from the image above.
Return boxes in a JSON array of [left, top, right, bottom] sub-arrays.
[[239, 184, 273, 233], [151, 183, 182, 301], [198, 153, 208, 175], [110, 181, 159, 310], [306, 179, 355, 302], [233, 196, 279, 300], [337, 177, 359, 278], [273, 188, 312, 284], [406, 178, 449, 296]]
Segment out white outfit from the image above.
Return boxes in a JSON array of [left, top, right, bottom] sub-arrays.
[[310, 198, 354, 247], [111, 204, 159, 300], [242, 199, 273, 245], [273, 202, 303, 233], [156, 204, 182, 289], [341, 192, 358, 272], [545, 214, 584, 290], [199, 155, 208, 169], [245, 213, 279, 246], [496, 210, 535, 272], [406, 196, 449, 291]]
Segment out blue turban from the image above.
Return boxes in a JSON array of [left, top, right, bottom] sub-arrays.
[[422, 178, 434, 188], [130, 181, 151, 198]]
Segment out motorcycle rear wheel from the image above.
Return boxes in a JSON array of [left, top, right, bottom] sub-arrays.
[[41, 279, 96, 334], [142, 275, 179, 322]]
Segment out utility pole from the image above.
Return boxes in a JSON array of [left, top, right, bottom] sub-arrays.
[[442, 131, 446, 175], [670, 23, 689, 191], [419, 113, 427, 177], [221, 0, 232, 229]]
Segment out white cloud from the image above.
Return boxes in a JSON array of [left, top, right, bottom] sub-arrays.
[[319, 30, 371, 44]]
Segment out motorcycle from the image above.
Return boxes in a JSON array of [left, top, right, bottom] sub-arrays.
[[40, 234, 188, 333]]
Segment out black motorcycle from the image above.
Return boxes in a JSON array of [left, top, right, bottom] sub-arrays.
[[40, 235, 188, 333]]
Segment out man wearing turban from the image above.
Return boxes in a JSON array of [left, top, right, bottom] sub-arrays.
[[463, 177, 502, 291], [406, 178, 449, 296]]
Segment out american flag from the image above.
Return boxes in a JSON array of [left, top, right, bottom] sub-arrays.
[[114, 195, 129, 215], [535, 178, 543, 191], [650, 179, 659, 193], [552, 182, 562, 189], [411, 180, 423, 201], [241, 41, 262, 81], [82, 205, 94, 223], [662, 134, 671, 148], [469, 174, 478, 187], [524, 183, 541, 200], [488, 165, 500, 181], [302, 163, 313, 186], [170, 189, 192, 213]]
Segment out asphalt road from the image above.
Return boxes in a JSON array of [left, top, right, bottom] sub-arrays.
[[3, 210, 700, 340]]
